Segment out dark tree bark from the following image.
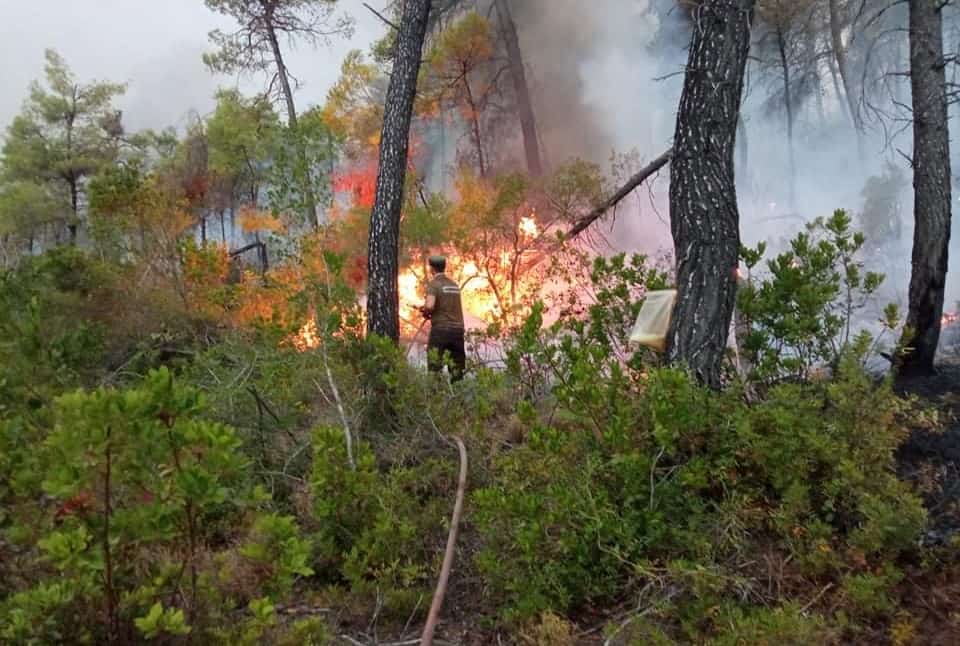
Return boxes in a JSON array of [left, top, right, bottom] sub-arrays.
[[775, 26, 796, 206], [899, 0, 952, 376], [828, 0, 861, 132], [494, 0, 543, 177], [68, 176, 79, 245], [366, 0, 432, 342], [666, 0, 755, 389]]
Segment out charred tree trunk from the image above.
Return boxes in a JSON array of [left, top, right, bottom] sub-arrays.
[[776, 26, 796, 207], [666, 0, 755, 389], [828, 0, 861, 131], [494, 0, 543, 176], [737, 114, 748, 176], [366, 0, 432, 342], [899, 0, 952, 376], [68, 176, 79, 245]]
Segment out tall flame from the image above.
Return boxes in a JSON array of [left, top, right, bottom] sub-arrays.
[[292, 212, 547, 350]]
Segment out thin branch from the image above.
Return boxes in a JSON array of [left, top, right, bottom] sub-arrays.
[[364, 2, 399, 31]]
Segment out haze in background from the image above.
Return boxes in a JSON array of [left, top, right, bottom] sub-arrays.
[[1, 1, 955, 331], [509, 0, 958, 326]]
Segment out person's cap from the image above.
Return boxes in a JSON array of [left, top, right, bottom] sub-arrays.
[[428, 255, 446, 269]]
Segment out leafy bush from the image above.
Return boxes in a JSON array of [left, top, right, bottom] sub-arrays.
[[0, 368, 312, 643], [737, 209, 892, 384]]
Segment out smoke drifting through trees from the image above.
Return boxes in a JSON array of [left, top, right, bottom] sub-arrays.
[[470, 0, 960, 346]]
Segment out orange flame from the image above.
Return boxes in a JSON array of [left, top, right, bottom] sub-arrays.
[[290, 211, 548, 350], [292, 319, 320, 351]]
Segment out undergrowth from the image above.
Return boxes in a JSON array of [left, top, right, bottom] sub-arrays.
[[0, 215, 955, 644]]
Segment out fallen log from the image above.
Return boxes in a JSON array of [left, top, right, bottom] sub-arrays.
[[567, 147, 673, 238]]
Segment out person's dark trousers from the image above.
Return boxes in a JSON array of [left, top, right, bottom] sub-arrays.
[[427, 327, 466, 382]]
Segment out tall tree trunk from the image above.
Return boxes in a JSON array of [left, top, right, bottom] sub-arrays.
[[366, 0, 432, 342], [776, 27, 796, 207], [828, 0, 865, 158], [463, 77, 487, 176], [900, 0, 952, 376], [266, 19, 320, 229], [68, 176, 79, 245], [494, 0, 543, 176], [666, 0, 755, 389]]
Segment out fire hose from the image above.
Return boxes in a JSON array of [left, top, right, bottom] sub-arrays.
[[406, 315, 428, 358]]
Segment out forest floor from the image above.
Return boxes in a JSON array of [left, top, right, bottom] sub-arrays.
[[892, 358, 960, 645], [328, 361, 960, 646]]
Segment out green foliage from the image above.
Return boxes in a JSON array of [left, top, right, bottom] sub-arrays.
[[0, 248, 109, 417], [310, 420, 452, 618], [707, 603, 833, 645], [0, 366, 313, 642], [0, 205, 941, 644], [738, 209, 890, 383], [240, 514, 315, 596], [204, 0, 354, 78], [1, 49, 125, 239], [267, 110, 336, 223], [207, 88, 279, 203], [478, 248, 924, 628], [134, 602, 191, 640], [507, 252, 668, 422], [0, 180, 59, 246], [841, 565, 903, 618]]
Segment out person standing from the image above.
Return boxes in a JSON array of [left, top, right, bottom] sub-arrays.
[[419, 255, 466, 381]]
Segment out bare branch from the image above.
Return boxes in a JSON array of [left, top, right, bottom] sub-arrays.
[[567, 148, 673, 238], [364, 2, 399, 31]]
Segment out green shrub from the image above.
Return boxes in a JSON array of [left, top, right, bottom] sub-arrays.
[[0, 367, 311, 643], [737, 209, 891, 384], [707, 603, 834, 645]]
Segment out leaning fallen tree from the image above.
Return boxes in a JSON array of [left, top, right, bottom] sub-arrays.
[[566, 148, 673, 238]]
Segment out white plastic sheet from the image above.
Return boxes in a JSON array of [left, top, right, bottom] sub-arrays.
[[629, 289, 677, 352]]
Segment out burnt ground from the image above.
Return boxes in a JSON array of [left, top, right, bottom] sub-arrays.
[[889, 359, 960, 644], [895, 360, 960, 545]]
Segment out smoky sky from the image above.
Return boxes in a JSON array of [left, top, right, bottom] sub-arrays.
[[0, 0, 381, 133]]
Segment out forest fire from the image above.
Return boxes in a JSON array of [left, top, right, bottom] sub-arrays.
[[289, 210, 546, 352], [396, 213, 544, 339], [292, 319, 320, 351], [519, 215, 538, 239]]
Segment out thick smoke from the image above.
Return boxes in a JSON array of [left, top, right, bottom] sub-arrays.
[[506, 0, 960, 352]]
